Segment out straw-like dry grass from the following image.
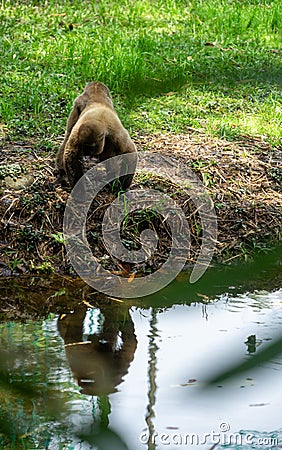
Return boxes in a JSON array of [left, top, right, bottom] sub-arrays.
[[0, 132, 281, 277]]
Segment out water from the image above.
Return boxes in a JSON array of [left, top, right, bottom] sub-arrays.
[[0, 256, 282, 449]]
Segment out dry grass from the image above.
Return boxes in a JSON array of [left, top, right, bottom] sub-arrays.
[[0, 132, 281, 276]]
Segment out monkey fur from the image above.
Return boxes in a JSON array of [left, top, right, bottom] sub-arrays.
[[56, 81, 137, 193]]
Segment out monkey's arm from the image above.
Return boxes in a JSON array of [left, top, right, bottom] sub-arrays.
[[63, 102, 82, 146], [63, 132, 84, 188], [113, 137, 137, 193], [56, 98, 83, 176]]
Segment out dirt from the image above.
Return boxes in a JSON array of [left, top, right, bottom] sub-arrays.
[[0, 132, 281, 278]]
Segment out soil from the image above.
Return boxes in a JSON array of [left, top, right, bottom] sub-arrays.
[[0, 132, 281, 279]]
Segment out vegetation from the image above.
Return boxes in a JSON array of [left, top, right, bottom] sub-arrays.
[[0, 0, 281, 275], [0, 0, 281, 146]]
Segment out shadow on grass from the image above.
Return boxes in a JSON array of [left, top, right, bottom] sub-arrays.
[[116, 30, 282, 106]]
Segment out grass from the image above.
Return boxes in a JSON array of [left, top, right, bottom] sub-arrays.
[[0, 0, 281, 147]]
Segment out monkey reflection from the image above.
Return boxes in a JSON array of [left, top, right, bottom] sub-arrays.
[[58, 304, 137, 395], [55, 81, 137, 193]]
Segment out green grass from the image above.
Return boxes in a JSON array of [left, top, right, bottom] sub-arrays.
[[0, 0, 281, 147]]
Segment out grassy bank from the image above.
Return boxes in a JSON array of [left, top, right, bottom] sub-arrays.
[[0, 132, 281, 276], [0, 0, 281, 145], [0, 0, 281, 276]]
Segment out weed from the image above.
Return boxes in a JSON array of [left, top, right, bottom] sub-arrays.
[[17, 225, 44, 251], [51, 231, 65, 245], [0, 164, 22, 180], [7, 257, 23, 273], [270, 167, 282, 186], [30, 258, 54, 274]]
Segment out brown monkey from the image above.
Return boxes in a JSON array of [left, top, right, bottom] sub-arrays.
[[56, 81, 137, 192], [58, 303, 137, 395]]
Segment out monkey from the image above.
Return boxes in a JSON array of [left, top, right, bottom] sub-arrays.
[[57, 303, 137, 395], [55, 81, 137, 193]]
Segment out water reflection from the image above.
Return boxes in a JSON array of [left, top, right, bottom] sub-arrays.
[[145, 309, 159, 450], [0, 293, 282, 449], [58, 304, 137, 396], [55, 289, 282, 449], [0, 249, 282, 449]]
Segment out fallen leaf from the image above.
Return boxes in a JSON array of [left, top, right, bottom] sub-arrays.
[[197, 293, 210, 300], [82, 299, 95, 308], [128, 272, 137, 283]]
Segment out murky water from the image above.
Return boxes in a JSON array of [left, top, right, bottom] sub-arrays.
[[0, 254, 282, 449]]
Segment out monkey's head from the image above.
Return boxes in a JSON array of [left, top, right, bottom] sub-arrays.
[[78, 121, 106, 156], [83, 81, 113, 108], [85, 81, 110, 96]]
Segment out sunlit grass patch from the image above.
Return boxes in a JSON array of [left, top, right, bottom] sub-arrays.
[[129, 82, 282, 145], [0, 0, 281, 145]]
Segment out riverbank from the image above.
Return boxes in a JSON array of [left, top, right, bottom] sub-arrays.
[[0, 132, 281, 277]]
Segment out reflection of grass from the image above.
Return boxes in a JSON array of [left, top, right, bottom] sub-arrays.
[[0, 352, 40, 448], [0, 0, 281, 145], [0, 343, 127, 449]]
